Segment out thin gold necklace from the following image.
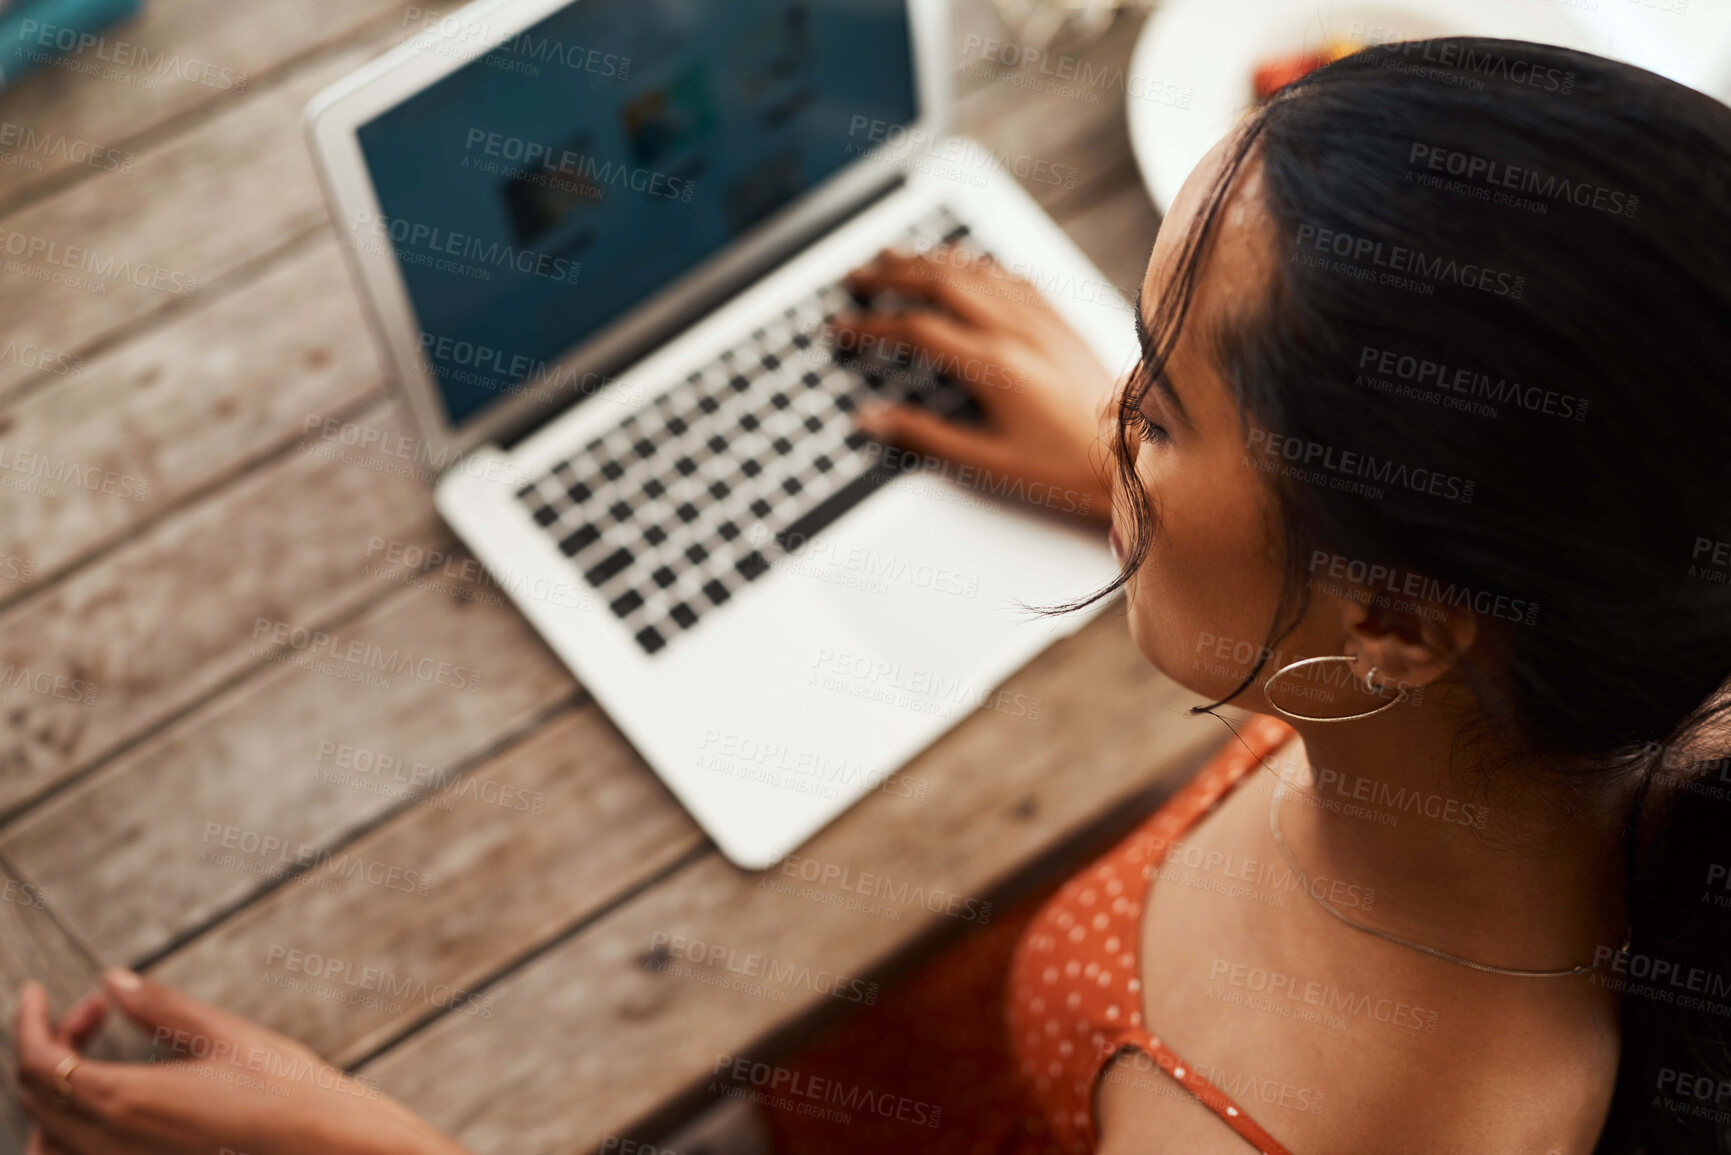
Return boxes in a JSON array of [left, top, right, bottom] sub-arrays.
[[1266, 780, 1605, 979]]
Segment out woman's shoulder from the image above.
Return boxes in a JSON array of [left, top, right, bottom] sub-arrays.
[[1099, 965, 1618, 1155]]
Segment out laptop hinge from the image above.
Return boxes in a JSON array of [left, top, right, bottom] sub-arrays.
[[496, 172, 908, 450]]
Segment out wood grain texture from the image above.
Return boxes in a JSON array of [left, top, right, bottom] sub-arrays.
[[1, 566, 580, 963], [0, 399, 445, 815], [149, 704, 704, 1066], [0, 1, 1190, 1149], [0, 238, 385, 598], [0, 858, 124, 1155], [0, 0, 450, 207], [359, 612, 1230, 1155]]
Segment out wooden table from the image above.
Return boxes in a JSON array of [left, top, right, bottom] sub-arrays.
[[0, 3, 1230, 1150]]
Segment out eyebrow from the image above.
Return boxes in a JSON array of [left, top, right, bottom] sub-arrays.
[[1133, 283, 1192, 425]]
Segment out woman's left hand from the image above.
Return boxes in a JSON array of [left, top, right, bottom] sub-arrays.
[[15, 971, 469, 1155]]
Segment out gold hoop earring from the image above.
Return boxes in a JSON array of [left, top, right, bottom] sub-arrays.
[[1262, 655, 1410, 723]]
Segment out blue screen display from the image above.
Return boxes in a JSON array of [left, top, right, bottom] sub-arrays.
[[356, 0, 918, 426]]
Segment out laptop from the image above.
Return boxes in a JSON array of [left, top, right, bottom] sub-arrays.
[[304, 0, 1135, 869]]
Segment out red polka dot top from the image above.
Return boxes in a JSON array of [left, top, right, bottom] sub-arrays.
[[1007, 714, 1297, 1155]]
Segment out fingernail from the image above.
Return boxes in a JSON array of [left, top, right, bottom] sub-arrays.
[[106, 969, 141, 991], [855, 405, 890, 432]]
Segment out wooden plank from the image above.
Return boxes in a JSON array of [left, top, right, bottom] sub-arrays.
[[0, 398, 445, 815], [0, 858, 135, 1154], [0, 237, 385, 598], [0, 30, 403, 405], [0, 567, 580, 963], [0, 0, 447, 208], [148, 704, 703, 1065], [0, 0, 998, 211], [356, 610, 1230, 1155], [0, 0, 1134, 409]]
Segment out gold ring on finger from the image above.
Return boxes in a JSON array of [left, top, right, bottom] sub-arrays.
[[51, 1055, 81, 1107]]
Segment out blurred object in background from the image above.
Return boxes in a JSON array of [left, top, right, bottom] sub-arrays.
[[990, 0, 1150, 54], [1122, 0, 1724, 214], [0, 0, 145, 91]]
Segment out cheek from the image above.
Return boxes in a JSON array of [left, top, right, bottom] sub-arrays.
[[1121, 446, 1285, 699]]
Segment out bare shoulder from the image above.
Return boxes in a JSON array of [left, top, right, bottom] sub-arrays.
[[1316, 974, 1620, 1155], [1103, 941, 1619, 1155], [1097, 995, 1617, 1155]]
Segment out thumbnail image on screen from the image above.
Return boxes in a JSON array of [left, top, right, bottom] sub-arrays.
[[356, 0, 919, 427]]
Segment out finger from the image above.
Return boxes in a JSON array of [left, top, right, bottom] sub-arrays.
[[19, 1089, 121, 1155], [829, 310, 999, 379], [18, 987, 137, 1123], [54, 993, 108, 1051], [16, 983, 76, 1094], [100, 969, 254, 1056], [848, 248, 1036, 328], [25, 1128, 75, 1155], [855, 403, 1021, 481]]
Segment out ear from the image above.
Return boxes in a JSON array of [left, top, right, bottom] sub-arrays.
[[1335, 592, 1477, 694]]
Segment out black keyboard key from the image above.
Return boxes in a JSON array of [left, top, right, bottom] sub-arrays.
[[610, 589, 645, 617], [670, 602, 699, 630], [685, 543, 709, 564], [843, 428, 870, 450], [707, 435, 728, 455], [741, 459, 763, 478], [773, 463, 900, 553], [558, 524, 601, 556], [652, 566, 678, 589], [634, 438, 657, 458], [750, 498, 773, 518], [608, 501, 633, 522], [771, 437, 794, 455], [736, 551, 770, 582], [730, 374, 751, 393], [703, 578, 732, 606], [643, 478, 666, 499], [644, 525, 668, 546], [782, 477, 804, 496], [804, 415, 824, 434], [770, 393, 791, 410], [600, 460, 625, 481], [802, 371, 822, 388], [792, 333, 812, 349], [708, 480, 731, 500], [676, 502, 700, 523], [636, 626, 666, 654], [585, 547, 634, 586], [533, 504, 559, 527], [567, 481, 593, 503], [675, 456, 698, 477], [717, 521, 740, 541], [697, 396, 721, 414], [740, 413, 760, 432], [668, 416, 689, 435], [813, 454, 833, 474], [762, 353, 781, 370]]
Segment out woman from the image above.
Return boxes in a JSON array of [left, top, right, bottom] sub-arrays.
[[16, 36, 1731, 1155]]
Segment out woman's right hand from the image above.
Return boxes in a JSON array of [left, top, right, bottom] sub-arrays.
[[833, 247, 1128, 524]]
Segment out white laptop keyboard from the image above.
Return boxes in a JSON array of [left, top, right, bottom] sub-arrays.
[[514, 203, 987, 656]]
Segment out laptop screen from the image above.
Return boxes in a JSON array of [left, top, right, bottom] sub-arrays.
[[355, 0, 919, 428]]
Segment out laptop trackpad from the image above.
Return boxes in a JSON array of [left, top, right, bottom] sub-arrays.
[[787, 477, 1116, 687]]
